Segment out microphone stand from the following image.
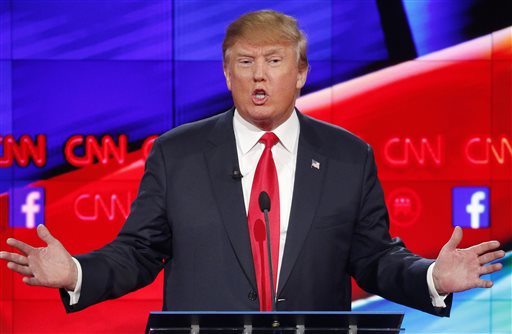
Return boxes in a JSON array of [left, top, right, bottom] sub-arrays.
[[263, 208, 277, 311]]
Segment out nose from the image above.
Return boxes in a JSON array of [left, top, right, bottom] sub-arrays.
[[253, 60, 265, 82]]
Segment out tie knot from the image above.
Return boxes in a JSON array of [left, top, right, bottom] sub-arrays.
[[260, 132, 279, 148]]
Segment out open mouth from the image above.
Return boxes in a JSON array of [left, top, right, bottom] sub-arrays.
[[252, 89, 268, 105]]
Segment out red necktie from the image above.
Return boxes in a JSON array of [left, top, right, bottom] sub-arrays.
[[247, 132, 280, 311]]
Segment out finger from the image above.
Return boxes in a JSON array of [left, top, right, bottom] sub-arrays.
[[445, 226, 463, 251], [6, 262, 33, 276], [468, 240, 501, 256], [479, 263, 503, 276], [478, 250, 506, 265], [37, 224, 58, 246], [0, 251, 28, 265], [22, 277, 43, 286], [6, 238, 34, 255], [475, 279, 493, 289]]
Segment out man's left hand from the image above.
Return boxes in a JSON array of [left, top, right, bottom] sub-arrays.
[[433, 226, 505, 295]]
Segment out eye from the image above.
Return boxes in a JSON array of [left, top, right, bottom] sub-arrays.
[[268, 58, 282, 64], [238, 58, 253, 66]]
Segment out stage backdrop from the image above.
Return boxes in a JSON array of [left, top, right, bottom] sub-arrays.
[[0, 1, 511, 333]]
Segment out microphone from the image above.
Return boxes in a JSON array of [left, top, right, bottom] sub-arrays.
[[259, 191, 271, 211], [258, 191, 277, 311], [232, 167, 243, 180]]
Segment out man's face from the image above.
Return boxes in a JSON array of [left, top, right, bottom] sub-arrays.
[[223, 40, 308, 131]]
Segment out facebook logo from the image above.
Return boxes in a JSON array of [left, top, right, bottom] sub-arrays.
[[11, 187, 45, 228], [452, 187, 490, 229]]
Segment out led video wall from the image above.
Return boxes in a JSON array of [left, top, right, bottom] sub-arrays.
[[1, 1, 511, 333]]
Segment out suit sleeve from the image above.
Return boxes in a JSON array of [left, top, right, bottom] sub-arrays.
[[60, 139, 172, 312], [348, 145, 452, 317]]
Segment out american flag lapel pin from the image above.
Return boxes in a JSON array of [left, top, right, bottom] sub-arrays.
[[311, 159, 320, 170]]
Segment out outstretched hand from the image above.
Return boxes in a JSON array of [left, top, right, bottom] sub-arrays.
[[433, 226, 505, 295], [0, 224, 77, 291]]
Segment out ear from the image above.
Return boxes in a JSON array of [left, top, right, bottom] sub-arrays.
[[223, 63, 232, 91], [296, 66, 308, 89]]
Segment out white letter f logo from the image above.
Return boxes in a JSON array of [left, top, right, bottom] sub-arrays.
[[21, 191, 41, 228], [466, 191, 486, 229]]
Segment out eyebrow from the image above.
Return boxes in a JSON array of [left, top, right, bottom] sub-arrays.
[[234, 47, 285, 58], [263, 48, 285, 57]]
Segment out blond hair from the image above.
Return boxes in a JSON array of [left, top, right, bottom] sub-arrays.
[[222, 10, 308, 71]]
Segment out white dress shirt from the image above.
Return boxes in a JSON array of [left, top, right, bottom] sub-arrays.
[[69, 108, 446, 307], [233, 109, 299, 290]]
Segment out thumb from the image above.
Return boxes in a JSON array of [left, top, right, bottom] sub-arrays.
[[445, 226, 463, 250], [36, 224, 58, 246]]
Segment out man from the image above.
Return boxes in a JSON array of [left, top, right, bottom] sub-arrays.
[[0, 10, 504, 315]]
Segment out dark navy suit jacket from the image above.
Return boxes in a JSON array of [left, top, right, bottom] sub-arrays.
[[61, 109, 451, 316]]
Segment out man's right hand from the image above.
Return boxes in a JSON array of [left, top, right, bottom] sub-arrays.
[[0, 224, 77, 291]]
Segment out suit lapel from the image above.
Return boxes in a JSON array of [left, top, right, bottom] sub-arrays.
[[204, 109, 257, 290], [277, 113, 327, 296]]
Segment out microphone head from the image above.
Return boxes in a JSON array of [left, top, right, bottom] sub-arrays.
[[258, 191, 271, 212], [232, 169, 242, 179]]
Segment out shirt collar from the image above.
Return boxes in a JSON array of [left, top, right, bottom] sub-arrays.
[[233, 109, 300, 155]]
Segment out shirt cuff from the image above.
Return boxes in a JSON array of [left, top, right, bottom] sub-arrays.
[[427, 262, 448, 308], [66, 257, 82, 305]]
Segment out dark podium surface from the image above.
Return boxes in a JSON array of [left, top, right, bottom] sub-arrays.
[[145, 311, 405, 333]]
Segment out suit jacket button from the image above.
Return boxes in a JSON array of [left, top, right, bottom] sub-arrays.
[[248, 290, 257, 301]]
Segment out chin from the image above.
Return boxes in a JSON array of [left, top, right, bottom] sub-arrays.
[[252, 114, 273, 122]]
